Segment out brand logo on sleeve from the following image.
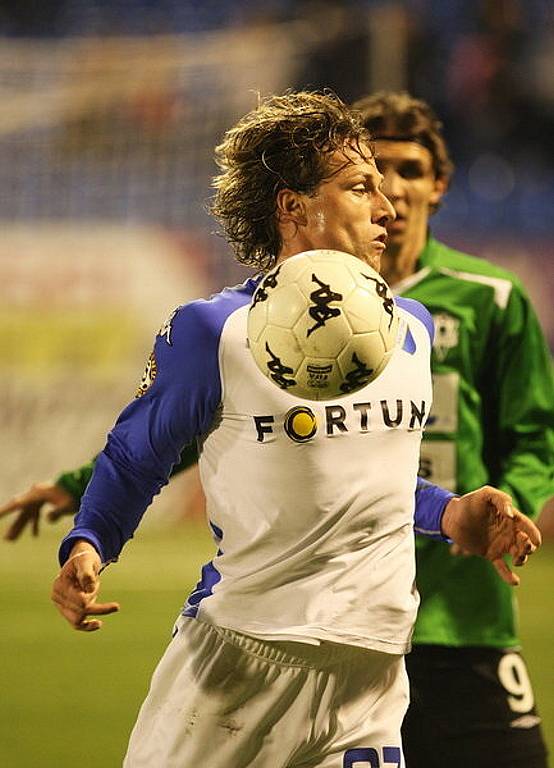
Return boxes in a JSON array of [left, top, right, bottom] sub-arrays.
[[158, 307, 178, 346]]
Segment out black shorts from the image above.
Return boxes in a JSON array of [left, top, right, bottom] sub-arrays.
[[402, 645, 548, 768]]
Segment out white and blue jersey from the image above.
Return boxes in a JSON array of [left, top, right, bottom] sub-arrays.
[[60, 277, 453, 655]]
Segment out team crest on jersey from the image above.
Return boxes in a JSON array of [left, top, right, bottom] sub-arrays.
[[284, 406, 318, 443], [135, 351, 157, 398], [158, 307, 178, 346], [432, 312, 459, 361]]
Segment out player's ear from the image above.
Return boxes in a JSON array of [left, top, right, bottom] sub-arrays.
[[430, 175, 448, 207], [276, 189, 307, 226]]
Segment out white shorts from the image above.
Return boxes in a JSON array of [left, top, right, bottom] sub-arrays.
[[124, 617, 408, 768]]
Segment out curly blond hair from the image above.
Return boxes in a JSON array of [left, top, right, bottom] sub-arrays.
[[210, 91, 370, 271]]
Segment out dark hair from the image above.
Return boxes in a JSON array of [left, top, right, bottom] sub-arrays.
[[352, 91, 454, 185], [210, 91, 371, 271]]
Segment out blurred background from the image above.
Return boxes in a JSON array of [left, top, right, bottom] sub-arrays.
[[0, 0, 552, 765]]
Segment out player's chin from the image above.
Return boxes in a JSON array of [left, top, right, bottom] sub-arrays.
[[361, 246, 382, 271]]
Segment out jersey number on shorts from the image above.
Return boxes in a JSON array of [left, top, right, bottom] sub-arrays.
[[498, 653, 534, 713], [343, 746, 401, 767]]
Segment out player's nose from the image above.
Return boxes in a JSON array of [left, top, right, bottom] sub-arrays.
[[374, 189, 396, 224]]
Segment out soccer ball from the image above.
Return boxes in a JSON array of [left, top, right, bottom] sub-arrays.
[[247, 249, 399, 401]]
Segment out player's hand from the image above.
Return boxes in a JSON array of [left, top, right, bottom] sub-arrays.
[[0, 482, 77, 541], [441, 486, 541, 585], [51, 541, 120, 632]]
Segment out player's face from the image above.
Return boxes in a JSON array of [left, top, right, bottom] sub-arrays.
[[298, 143, 395, 271], [374, 140, 445, 256]]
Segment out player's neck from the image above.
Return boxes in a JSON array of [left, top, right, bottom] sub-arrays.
[[276, 241, 303, 265], [381, 241, 421, 287]]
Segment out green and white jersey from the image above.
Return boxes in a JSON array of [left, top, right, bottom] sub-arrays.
[[396, 236, 554, 648]]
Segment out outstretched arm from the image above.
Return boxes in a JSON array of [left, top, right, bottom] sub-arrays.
[[51, 301, 225, 632], [1, 442, 199, 542], [0, 480, 79, 541]]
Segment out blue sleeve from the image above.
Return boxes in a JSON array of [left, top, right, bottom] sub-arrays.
[[395, 296, 435, 344], [414, 477, 455, 540], [58, 299, 227, 565]]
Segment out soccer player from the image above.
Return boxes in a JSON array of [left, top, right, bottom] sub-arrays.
[[49, 91, 539, 768], [353, 91, 554, 768]]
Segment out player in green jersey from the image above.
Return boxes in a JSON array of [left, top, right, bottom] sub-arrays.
[[353, 90, 554, 768]]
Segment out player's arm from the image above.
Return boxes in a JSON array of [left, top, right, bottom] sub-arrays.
[[1, 444, 198, 542], [414, 478, 541, 586], [51, 302, 220, 631], [0, 478, 79, 541], [0, 459, 97, 541], [485, 284, 554, 519]]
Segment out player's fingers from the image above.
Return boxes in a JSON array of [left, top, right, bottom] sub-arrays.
[[52, 563, 100, 602], [82, 601, 120, 616], [51, 594, 90, 627], [492, 557, 519, 586], [510, 530, 536, 566], [56, 604, 102, 632], [76, 619, 103, 632], [51, 582, 95, 615], [4, 516, 28, 541], [76, 612, 119, 632], [0, 486, 50, 516], [512, 512, 542, 548], [51, 590, 119, 630], [31, 510, 40, 537], [52, 564, 106, 614], [47, 504, 75, 522], [61, 582, 99, 611], [74, 602, 120, 631], [4, 507, 39, 541], [483, 486, 514, 519], [50, 584, 113, 622]]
